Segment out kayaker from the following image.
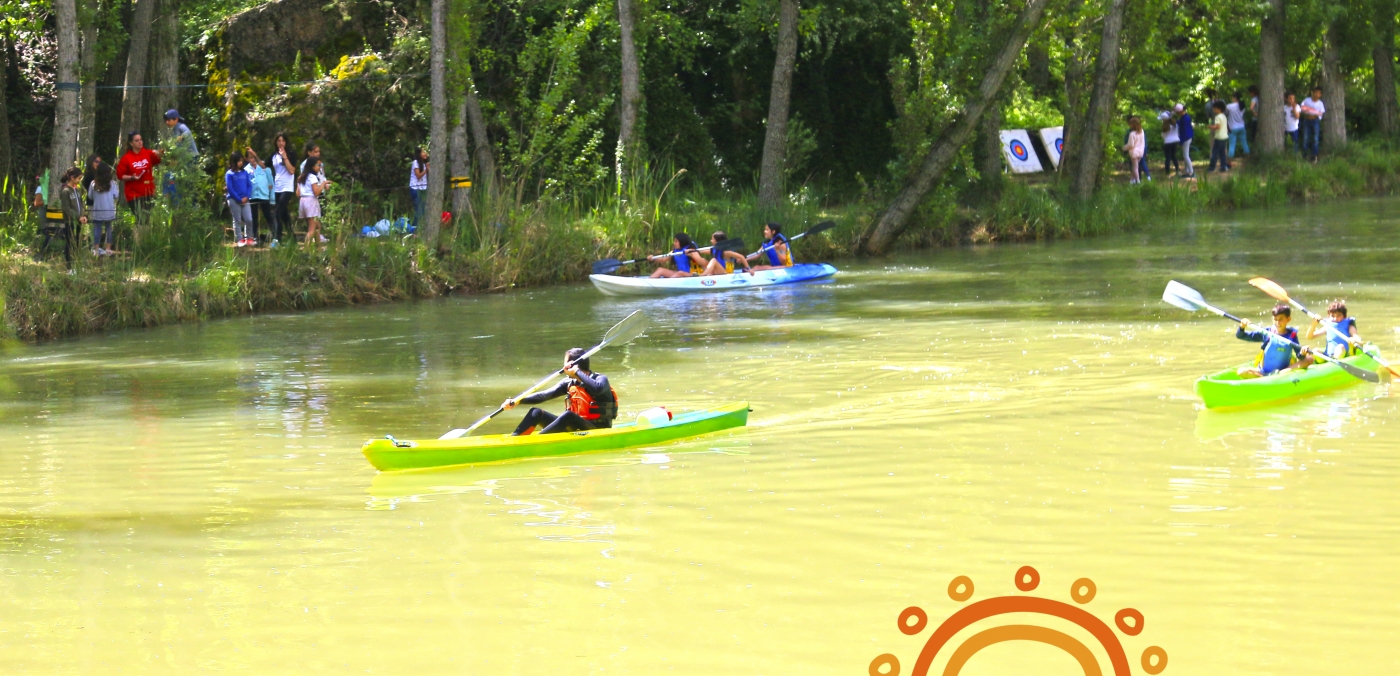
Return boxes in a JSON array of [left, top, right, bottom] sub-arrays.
[[1305, 300, 1361, 358], [1236, 303, 1313, 377], [503, 348, 618, 435], [749, 222, 793, 271], [648, 233, 706, 278], [701, 230, 753, 276]]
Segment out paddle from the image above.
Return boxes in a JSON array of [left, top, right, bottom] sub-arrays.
[[438, 310, 651, 440], [591, 238, 745, 275], [1247, 276, 1399, 379], [745, 220, 836, 261], [1162, 280, 1380, 383]]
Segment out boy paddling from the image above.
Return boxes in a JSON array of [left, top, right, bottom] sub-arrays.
[[503, 348, 618, 435], [1306, 300, 1361, 359], [1236, 303, 1313, 378]]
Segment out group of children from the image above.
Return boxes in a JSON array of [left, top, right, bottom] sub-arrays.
[[645, 223, 795, 279], [1235, 300, 1360, 377], [223, 141, 329, 249]]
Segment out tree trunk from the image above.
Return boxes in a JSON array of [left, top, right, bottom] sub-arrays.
[[146, 0, 180, 139], [1056, 0, 1090, 179], [974, 101, 1004, 201], [1256, 0, 1286, 155], [464, 80, 498, 201], [118, 0, 157, 153], [756, 0, 800, 209], [1374, 0, 1399, 138], [78, 0, 98, 162], [853, 0, 1051, 255], [615, 0, 641, 182], [0, 38, 11, 179], [1321, 21, 1348, 151], [422, 0, 448, 247], [450, 99, 472, 226], [48, 0, 81, 206], [1068, 0, 1129, 201]]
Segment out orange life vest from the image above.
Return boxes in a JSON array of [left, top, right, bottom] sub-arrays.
[[567, 382, 618, 421]]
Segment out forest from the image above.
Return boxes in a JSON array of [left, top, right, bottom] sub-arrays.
[[6, 0, 1400, 339]]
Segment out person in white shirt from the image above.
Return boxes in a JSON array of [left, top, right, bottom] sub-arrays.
[[1283, 92, 1302, 154], [1300, 87, 1325, 161], [297, 158, 327, 245], [409, 148, 429, 229], [1123, 116, 1146, 184], [268, 132, 297, 247], [1159, 111, 1180, 176], [1225, 91, 1249, 157]]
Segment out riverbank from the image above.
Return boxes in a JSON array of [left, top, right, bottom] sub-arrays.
[[5, 144, 1400, 342]]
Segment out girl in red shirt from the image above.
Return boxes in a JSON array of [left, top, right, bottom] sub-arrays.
[[115, 132, 164, 220]]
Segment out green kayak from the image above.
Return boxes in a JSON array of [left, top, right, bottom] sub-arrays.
[[362, 401, 750, 471], [1196, 350, 1383, 410]]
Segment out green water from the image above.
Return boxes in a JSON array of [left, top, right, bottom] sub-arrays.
[[3, 198, 1400, 674]]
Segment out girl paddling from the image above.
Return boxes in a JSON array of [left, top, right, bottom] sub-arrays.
[[648, 233, 706, 278], [749, 222, 793, 271], [701, 230, 753, 276]]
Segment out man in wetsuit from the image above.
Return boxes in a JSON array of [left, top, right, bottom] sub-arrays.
[[503, 348, 619, 435]]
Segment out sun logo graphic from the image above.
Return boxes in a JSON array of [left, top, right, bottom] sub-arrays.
[[868, 566, 1167, 676]]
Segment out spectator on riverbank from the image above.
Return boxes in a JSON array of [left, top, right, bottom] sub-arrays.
[[115, 131, 163, 223], [300, 143, 328, 184], [88, 163, 119, 256], [1175, 103, 1195, 178], [244, 147, 273, 246], [409, 148, 429, 229], [226, 152, 254, 247], [269, 132, 297, 248], [81, 154, 108, 207], [1284, 93, 1301, 154], [1208, 101, 1230, 173], [1160, 111, 1180, 176], [298, 158, 326, 245], [1300, 87, 1325, 162], [163, 110, 198, 203], [1247, 85, 1260, 146], [45, 168, 84, 266], [1226, 91, 1249, 157], [1125, 116, 1146, 184]]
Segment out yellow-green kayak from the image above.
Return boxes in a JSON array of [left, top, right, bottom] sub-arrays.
[[362, 402, 750, 471], [1195, 350, 1383, 410]]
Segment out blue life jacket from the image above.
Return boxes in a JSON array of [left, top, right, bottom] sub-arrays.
[[763, 234, 792, 266], [1325, 317, 1358, 357], [670, 247, 696, 274], [1257, 326, 1300, 375]]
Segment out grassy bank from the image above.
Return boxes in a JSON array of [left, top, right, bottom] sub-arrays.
[[5, 145, 1400, 342]]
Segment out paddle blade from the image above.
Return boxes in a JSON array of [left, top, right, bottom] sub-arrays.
[[1247, 277, 1290, 303], [805, 220, 836, 237], [600, 310, 650, 349], [711, 237, 745, 255], [592, 258, 625, 275], [1162, 280, 1208, 313], [1330, 357, 1382, 383], [440, 428, 467, 440]]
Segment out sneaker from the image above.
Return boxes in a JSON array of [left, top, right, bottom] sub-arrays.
[[92, 248, 101, 257], [234, 239, 245, 248], [318, 235, 328, 243]]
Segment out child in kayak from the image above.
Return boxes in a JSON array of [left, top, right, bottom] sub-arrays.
[[503, 348, 618, 434], [749, 222, 792, 271], [1236, 303, 1313, 377], [1305, 300, 1361, 358], [648, 233, 707, 278], [701, 230, 753, 276]]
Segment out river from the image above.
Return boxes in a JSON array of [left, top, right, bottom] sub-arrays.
[[2, 198, 1398, 674]]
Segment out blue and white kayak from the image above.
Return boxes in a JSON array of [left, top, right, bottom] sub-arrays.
[[589, 263, 839, 296]]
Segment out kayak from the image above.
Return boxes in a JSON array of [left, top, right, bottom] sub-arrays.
[[1195, 349, 1383, 409], [362, 401, 750, 471], [590, 263, 838, 296]]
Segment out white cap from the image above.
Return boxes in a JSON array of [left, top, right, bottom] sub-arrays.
[[1158, 111, 1172, 121], [1174, 103, 1185, 113]]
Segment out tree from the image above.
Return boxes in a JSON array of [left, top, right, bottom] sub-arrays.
[[465, 80, 498, 201], [423, 0, 449, 247], [1321, 19, 1349, 150], [117, 0, 157, 152], [1067, 0, 1128, 201], [78, 0, 98, 161], [146, 0, 180, 139], [1375, 0, 1399, 137], [1257, 0, 1286, 155], [48, 0, 81, 205], [0, 36, 10, 179], [756, 0, 800, 209], [615, 0, 641, 181], [853, 0, 1051, 255]]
